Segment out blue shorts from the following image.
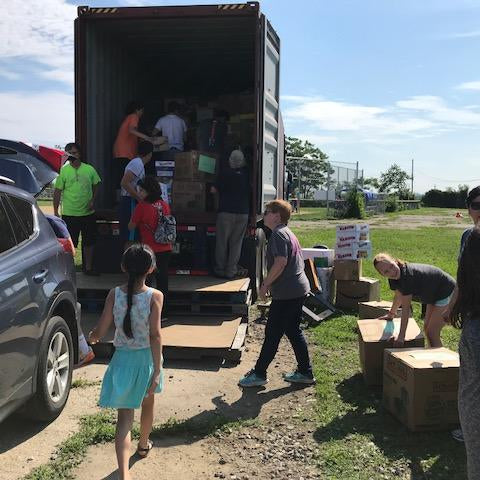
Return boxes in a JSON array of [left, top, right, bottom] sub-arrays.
[[435, 294, 452, 307]]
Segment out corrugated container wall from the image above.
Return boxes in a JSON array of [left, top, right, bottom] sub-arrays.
[[85, 23, 147, 206]]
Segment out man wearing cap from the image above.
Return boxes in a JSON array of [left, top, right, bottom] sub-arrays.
[[210, 149, 250, 279]]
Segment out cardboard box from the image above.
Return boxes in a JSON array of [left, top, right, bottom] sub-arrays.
[[174, 151, 216, 181], [333, 259, 362, 281], [336, 231, 369, 243], [359, 300, 393, 319], [336, 223, 369, 241], [336, 277, 380, 311], [335, 241, 372, 260], [302, 248, 334, 267], [358, 301, 412, 320], [155, 160, 175, 178], [358, 319, 424, 386], [383, 347, 459, 431], [172, 181, 206, 212]]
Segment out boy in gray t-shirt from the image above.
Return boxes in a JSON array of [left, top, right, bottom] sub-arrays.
[[239, 200, 315, 388]]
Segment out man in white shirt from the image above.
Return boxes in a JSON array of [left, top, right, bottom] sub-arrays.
[[152, 101, 187, 152], [119, 141, 153, 246]]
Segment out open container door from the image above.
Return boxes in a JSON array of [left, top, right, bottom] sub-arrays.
[[257, 15, 280, 212]]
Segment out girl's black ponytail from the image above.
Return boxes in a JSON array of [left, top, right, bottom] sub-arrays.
[[123, 272, 136, 338]]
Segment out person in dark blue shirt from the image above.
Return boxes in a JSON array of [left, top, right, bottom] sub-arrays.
[[211, 149, 250, 279]]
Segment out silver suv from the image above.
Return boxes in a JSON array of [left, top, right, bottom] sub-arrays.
[[0, 179, 80, 423]]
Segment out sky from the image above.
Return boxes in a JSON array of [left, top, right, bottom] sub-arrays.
[[1, 0, 480, 193]]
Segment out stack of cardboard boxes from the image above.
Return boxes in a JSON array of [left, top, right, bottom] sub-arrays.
[[334, 224, 380, 311], [171, 151, 217, 212]]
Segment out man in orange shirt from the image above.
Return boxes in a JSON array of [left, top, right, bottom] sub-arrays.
[[112, 101, 153, 205]]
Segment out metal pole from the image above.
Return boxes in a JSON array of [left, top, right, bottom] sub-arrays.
[[355, 161, 359, 186], [326, 165, 331, 217], [411, 158, 414, 195], [298, 158, 301, 200]]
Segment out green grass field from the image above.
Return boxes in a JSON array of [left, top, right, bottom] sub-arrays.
[[289, 221, 466, 479]]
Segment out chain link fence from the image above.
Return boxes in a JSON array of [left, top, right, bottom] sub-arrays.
[[285, 157, 386, 217]]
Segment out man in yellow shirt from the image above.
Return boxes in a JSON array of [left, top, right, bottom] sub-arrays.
[[53, 142, 101, 275]]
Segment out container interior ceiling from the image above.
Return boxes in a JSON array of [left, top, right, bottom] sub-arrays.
[[85, 15, 256, 207]]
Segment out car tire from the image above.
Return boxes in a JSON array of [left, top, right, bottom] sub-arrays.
[[25, 315, 74, 422]]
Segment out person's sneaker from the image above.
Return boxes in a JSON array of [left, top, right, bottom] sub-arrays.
[[283, 371, 316, 385], [75, 348, 95, 368], [238, 369, 268, 388], [452, 428, 464, 442]]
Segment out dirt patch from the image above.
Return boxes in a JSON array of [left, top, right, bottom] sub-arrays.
[[0, 383, 101, 480], [2, 316, 320, 480], [290, 212, 469, 230], [73, 320, 320, 480]]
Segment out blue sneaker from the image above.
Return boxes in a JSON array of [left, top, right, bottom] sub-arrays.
[[283, 371, 316, 385], [238, 369, 268, 388]]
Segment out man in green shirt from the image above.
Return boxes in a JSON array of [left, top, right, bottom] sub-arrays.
[[53, 142, 101, 275]]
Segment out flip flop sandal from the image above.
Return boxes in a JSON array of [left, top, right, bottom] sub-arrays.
[[137, 439, 153, 458]]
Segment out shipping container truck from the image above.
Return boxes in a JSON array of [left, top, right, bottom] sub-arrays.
[[75, 2, 284, 297]]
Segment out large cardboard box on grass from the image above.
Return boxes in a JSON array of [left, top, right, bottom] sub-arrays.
[[383, 347, 459, 431], [333, 259, 362, 281], [174, 150, 216, 182], [336, 277, 380, 311], [358, 318, 424, 386], [172, 181, 206, 212]]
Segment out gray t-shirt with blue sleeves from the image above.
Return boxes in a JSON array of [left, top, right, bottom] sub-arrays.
[[266, 224, 310, 300]]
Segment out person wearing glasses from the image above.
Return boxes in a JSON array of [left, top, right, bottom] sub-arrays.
[[443, 185, 480, 443], [238, 199, 315, 387], [53, 142, 101, 276]]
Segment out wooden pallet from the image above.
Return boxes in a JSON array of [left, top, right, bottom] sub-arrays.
[[84, 313, 248, 362], [169, 291, 251, 316], [77, 274, 251, 304], [169, 302, 249, 316]]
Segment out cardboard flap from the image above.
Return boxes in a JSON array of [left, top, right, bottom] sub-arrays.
[[389, 347, 460, 369], [358, 318, 422, 342]]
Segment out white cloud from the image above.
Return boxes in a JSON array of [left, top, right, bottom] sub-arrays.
[[0, 0, 76, 86], [282, 93, 480, 148], [284, 96, 436, 138], [396, 95, 480, 126], [456, 81, 480, 91], [0, 91, 74, 146]]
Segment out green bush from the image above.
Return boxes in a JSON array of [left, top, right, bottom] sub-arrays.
[[344, 188, 366, 219], [385, 195, 399, 212]]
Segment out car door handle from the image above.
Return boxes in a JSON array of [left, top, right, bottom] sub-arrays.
[[33, 269, 49, 283]]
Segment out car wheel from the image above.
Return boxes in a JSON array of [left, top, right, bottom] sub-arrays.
[[25, 315, 73, 422]]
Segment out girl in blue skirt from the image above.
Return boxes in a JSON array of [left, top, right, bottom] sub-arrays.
[[89, 244, 163, 480]]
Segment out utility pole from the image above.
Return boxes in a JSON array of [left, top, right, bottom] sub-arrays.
[[411, 158, 414, 195]]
